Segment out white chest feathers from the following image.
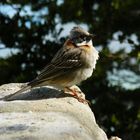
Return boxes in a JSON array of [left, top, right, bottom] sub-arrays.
[[69, 46, 99, 86]]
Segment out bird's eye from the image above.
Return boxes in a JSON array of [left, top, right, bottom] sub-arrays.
[[79, 35, 87, 42], [72, 35, 91, 45]]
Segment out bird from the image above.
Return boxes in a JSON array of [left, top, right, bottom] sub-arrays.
[[2, 26, 99, 102]]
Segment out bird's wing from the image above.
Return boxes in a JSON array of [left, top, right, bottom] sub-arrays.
[[29, 48, 83, 86]]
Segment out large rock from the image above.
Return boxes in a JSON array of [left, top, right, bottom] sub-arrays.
[[0, 83, 120, 140]]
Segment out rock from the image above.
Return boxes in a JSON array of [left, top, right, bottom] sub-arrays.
[[109, 136, 122, 140], [0, 83, 112, 140]]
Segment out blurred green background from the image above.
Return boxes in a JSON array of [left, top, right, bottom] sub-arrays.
[[0, 0, 140, 139]]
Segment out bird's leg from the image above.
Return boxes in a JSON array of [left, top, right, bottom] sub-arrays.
[[64, 86, 89, 104]]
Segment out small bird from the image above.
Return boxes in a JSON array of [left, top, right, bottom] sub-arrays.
[[2, 26, 99, 101]]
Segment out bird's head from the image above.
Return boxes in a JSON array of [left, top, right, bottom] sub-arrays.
[[69, 26, 95, 47]]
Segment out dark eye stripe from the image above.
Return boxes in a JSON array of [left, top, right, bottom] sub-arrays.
[[86, 36, 91, 42], [72, 35, 92, 44]]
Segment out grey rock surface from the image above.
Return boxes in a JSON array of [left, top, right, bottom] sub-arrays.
[[0, 83, 109, 140]]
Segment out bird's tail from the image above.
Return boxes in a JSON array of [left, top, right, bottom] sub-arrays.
[[0, 85, 31, 101]]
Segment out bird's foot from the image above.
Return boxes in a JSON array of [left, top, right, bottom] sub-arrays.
[[64, 86, 89, 104]]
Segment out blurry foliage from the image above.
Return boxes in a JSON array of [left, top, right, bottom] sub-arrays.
[[0, 0, 140, 139]]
